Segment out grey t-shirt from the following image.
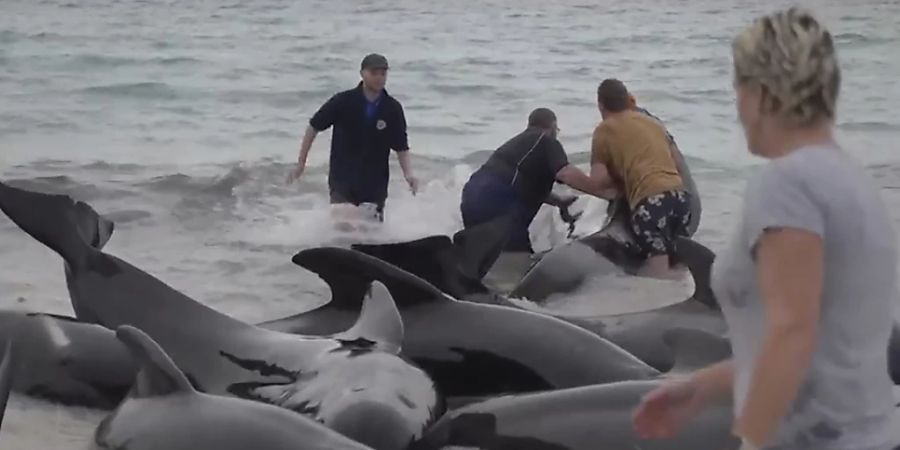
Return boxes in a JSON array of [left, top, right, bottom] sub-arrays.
[[711, 143, 899, 450]]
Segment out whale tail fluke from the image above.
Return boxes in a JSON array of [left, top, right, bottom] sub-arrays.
[[0, 180, 106, 271]]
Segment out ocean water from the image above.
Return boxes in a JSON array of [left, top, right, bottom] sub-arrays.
[[2, 0, 900, 448]]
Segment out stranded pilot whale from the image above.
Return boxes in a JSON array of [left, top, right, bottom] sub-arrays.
[[350, 211, 900, 383], [0, 310, 136, 409], [349, 211, 727, 374], [0, 340, 11, 432], [0, 180, 440, 450], [410, 380, 738, 450], [260, 245, 662, 403], [90, 325, 377, 450], [409, 329, 739, 450], [509, 193, 712, 305]]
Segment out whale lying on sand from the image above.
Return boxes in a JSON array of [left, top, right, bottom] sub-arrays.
[[261, 246, 662, 403], [350, 212, 900, 383], [0, 180, 440, 450], [0, 310, 135, 409], [409, 329, 740, 450], [411, 379, 740, 450], [349, 212, 727, 373], [91, 325, 378, 450]]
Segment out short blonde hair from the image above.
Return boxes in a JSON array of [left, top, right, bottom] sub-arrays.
[[732, 7, 841, 126]]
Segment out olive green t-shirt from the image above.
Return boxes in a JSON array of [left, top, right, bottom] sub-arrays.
[[590, 110, 683, 209]]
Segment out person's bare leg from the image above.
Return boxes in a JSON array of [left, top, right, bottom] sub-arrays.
[[331, 203, 360, 232], [636, 254, 686, 280]]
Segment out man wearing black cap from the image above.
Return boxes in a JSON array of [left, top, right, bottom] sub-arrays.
[[287, 53, 418, 222], [460, 107, 615, 253]]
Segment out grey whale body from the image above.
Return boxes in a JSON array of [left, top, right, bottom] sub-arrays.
[[261, 245, 663, 400], [0, 310, 135, 409], [91, 325, 378, 450], [0, 179, 439, 450]]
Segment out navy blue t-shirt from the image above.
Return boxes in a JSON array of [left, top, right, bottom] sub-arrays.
[[309, 82, 409, 205]]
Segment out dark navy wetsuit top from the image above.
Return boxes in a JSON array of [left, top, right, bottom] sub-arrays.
[[308, 81, 409, 207], [474, 127, 570, 223]]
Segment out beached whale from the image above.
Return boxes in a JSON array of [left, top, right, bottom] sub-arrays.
[[0, 310, 135, 409], [0, 180, 440, 450], [262, 245, 663, 403], [409, 329, 739, 450], [91, 325, 379, 450], [349, 211, 726, 373]]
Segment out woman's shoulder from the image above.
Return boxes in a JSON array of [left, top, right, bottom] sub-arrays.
[[743, 145, 852, 214], [756, 143, 859, 191], [748, 143, 887, 221]]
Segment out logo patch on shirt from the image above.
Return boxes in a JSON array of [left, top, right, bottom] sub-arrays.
[[376, 119, 387, 130]]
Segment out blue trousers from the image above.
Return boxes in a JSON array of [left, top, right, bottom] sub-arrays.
[[460, 170, 534, 253]]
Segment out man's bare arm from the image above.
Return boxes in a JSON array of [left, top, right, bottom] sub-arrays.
[[297, 125, 319, 164], [556, 164, 617, 199]]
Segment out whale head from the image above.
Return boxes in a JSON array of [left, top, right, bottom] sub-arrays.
[[235, 281, 442, 450]]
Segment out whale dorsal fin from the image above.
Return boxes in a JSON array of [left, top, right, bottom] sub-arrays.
[[352, 235, 467, 298], [663, 327, 731, 374], [116, 325, 194, 398], [335, 281, 404, 353], [0, 340, 13, 431], [292, 247, 451, 310], [348, 214, 513, 300]]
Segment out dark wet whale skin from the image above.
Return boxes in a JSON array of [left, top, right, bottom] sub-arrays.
[[0, 180, 441, 450]]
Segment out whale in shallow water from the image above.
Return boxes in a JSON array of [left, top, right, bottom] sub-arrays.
[[349, 212, 728, 373], [0, 310, 136, 409], [90, 325, 377, 450], [509, 191, 711, 305], [0, 180, 440, 450], [349, 211, 900, 384], [261, 245, 662, 404]]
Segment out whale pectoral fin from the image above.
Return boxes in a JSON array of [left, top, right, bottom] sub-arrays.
[[115, 325, 194, 398], [334, 282, 404, 353], [451, 213, 513, 283], [0, 340, 14, 431], [292, 247, 450, 311], [672, 237, 719, 311], [889, 321, 900, 385], [0, 180, 95, 270], [662, 327, 731, 374]]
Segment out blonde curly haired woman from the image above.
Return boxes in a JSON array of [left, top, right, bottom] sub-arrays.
[[632, 7, 899, 450]]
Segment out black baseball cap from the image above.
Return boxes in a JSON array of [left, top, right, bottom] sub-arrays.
[[361, 53, 389, 70]]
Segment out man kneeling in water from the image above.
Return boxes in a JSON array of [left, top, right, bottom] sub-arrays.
[[590, 79, 692, 280], [460, 107, 613, 253]]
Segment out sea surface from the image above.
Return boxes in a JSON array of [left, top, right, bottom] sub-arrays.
[[2, 0, 900, 448]]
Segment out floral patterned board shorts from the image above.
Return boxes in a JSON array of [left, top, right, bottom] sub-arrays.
[[630, 190, 692, 258]]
